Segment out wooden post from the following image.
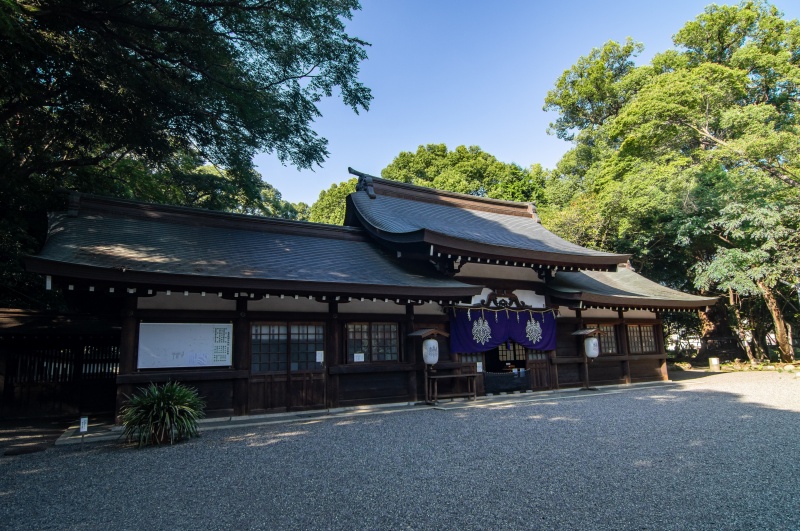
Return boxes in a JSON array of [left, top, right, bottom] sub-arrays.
[[548, 349, 559, 390], [326, 301, 339, 409], [406, 303, 417, 402], [576, 309, 588, 388], [115, 295, 138, 422], [232, 297, 249, 416], [655, 315, 668, 381], [618, 309, 631, 384]]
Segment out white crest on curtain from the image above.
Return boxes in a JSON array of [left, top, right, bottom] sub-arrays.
[[472, 317, 492, 345], [525, 318, 543, 344]]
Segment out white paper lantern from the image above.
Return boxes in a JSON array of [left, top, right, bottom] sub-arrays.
[[422, 338, 439, 365], [584, 337, 600, 359]]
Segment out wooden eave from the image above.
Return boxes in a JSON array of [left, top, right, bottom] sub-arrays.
[[25, 256, 483, 301], [425, 235, 625, 270], [548, 292, 715, 311]]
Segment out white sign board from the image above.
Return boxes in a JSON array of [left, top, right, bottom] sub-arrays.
[[138, 323, 232, 369], [316, 351, 325, 363], [79, 417, 88, 433], [354, 352, 365, 363], [476, 362, 483, 373]]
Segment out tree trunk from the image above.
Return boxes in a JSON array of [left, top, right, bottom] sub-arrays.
[[696, 299, 744, 362], [756, 280, 794, 363], [753, 322, 769, 360], [730, 295, 756, 364]]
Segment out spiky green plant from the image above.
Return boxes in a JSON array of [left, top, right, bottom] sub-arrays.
[[121, 382, 205, 448]]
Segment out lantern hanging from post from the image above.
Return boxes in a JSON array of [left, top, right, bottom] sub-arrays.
[[584, 336, 600, 359], [422, 338, 439, 365]]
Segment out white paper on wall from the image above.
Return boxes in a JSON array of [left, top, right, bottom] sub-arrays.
[[137, 323, 233, 369]]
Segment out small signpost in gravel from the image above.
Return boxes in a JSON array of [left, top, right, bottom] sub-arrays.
[[79, 417, 88, 450]]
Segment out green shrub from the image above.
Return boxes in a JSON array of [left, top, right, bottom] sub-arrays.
[[121, 382, 205, 448]]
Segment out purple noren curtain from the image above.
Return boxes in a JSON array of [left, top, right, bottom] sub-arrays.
[[449, 309, 556, 354]]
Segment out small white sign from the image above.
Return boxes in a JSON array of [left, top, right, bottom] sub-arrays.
[[476, 362, 483, 373], [354, 352, 365, 362], [316, 351, 325, 363], [79, 417, 88, 433]]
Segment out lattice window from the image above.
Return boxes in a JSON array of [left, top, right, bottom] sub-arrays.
[[346, 322, 399, 363], [498, 342, 526, 362], [627, 325, 658, 354], [251, 324, 287, 372], [290, 324, 325, 371], [252, 323, 324, 372], [587, 324, 618, 355], [371, 323, 398, 361]]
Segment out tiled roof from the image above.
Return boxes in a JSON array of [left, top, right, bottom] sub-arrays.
[[346, 172, 629, 269], [547, 265, 718, 310], [26, 194, 481, 299]]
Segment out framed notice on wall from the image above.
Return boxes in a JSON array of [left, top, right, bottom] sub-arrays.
[[138, 323, 233, 369]]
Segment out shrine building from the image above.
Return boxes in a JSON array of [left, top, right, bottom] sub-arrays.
[[18, 169, 716, 417]]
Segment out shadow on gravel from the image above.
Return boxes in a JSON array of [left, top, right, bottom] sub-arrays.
[[667, 369, 727, 382], [1, 379, 799, 530], [0, 418, 72, 456]]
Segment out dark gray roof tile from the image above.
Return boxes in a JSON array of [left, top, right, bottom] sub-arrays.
[[346, 174, 629, 268], [29, 195, 481, 297]]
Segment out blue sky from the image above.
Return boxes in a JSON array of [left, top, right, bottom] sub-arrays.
[[254, 1, 800, 206]]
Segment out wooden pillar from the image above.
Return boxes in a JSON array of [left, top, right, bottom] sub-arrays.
[[115, 295, 138, 422], [655, 314, 668, 381], [549, 349, 559, 390], [618, 309, 631, 384], [326, 301, 340, 408], [232, 297, 249, 416], [405, 303, 417, 402], [576, 309, 588, 388]]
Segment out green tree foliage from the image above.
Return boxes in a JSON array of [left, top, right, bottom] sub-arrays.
[[543, 38, 645, 141], [0, 0, 371, 307], [542, 1, 799, 362], [1, 0, 371, 184], [612, 2, 800, 190], [308, 178, 357, 225], [309, 145, 547, 226], [381, 144, 545, 203]]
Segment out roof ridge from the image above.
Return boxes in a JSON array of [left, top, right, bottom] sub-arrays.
[[348, 168, 540, 220]]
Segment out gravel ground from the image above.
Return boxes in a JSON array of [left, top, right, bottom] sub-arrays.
[[1, 371, 799, 530]]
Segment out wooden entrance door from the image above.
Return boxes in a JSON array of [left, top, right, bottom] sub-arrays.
[[248, 323, 326, 413]]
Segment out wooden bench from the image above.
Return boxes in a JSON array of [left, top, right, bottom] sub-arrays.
[[425, 372, 478, 404]]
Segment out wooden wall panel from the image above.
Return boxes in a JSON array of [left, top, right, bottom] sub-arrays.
[[338, 372, 409, 404], [192, 381, 233, 415], [630, 359, 664, 381], [288, 373, 325, 410], [588, 361, 624, 383], [556, 363, 581, 385], [248, 374, 289, 413], [556, 325, 578, 357]]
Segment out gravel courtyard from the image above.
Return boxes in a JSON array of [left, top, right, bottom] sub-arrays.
[[2, 371, 799, 530]]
